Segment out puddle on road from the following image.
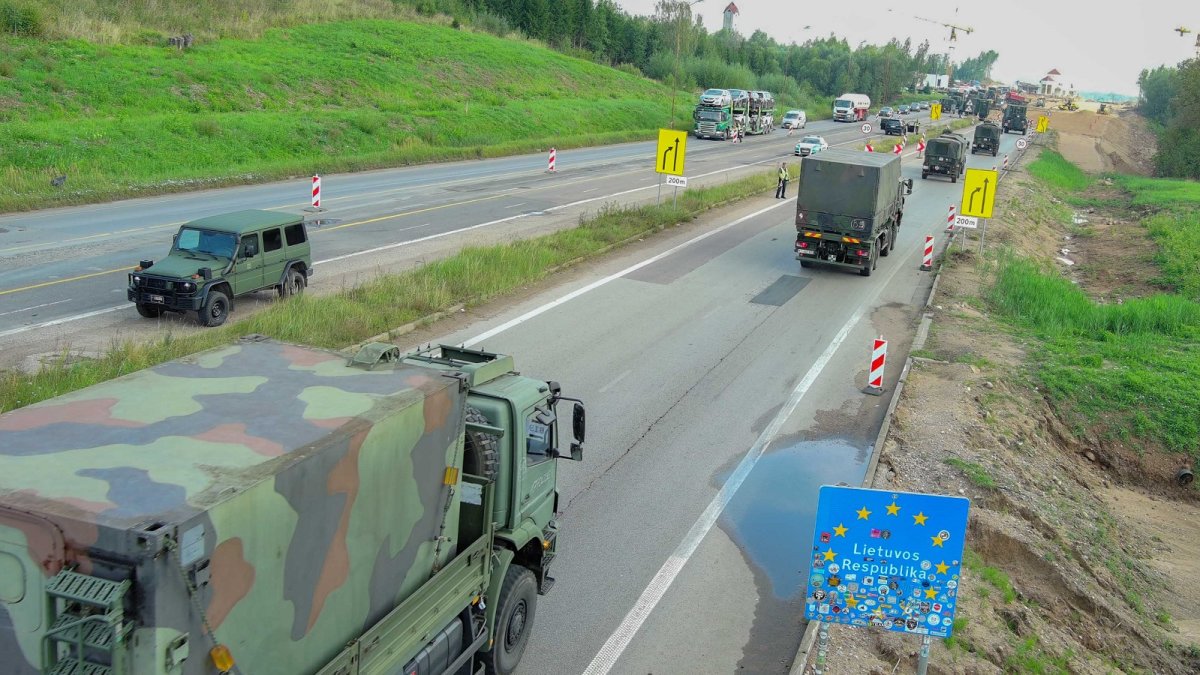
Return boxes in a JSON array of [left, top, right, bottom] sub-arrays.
[[720, 438, 871, 600]]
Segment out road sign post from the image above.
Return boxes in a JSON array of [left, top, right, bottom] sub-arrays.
[[804, 486, 971, 675], [959, 168, 998, 219]]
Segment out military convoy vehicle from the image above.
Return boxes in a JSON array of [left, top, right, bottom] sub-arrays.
[[794, 150, 913, 277], [1003, 103, 1029, 133], [971, 122, 1002, 156], [0, 336, 585, 675], [922, 131, 969, 182], [128, 210, 313, 327]]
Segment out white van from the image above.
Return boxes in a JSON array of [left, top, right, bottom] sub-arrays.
[[781, 110, 807, 129]]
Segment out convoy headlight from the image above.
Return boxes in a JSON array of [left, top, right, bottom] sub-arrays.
[[131, 275, 142, 285], [180, 282, 195, 292]]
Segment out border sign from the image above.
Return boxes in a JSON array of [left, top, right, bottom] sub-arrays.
[[655, 128, 688, 176], [959, 168, 999, 219], [804, 486, 970, 638]]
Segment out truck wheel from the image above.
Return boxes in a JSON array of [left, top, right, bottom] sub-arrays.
[[484, 566, 537, 675], [464, 406, 499, 481], [951, 173, 958, 184], [278, 269, 306, 298], [921, 172, 928, 179], [198, 291, 229, 327], [993, 149, 998, 157], [880, 233, 891, 257], [859, 251, 874, 277], [136, 303, 163, 318]]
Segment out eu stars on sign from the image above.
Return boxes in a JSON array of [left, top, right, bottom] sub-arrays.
[[804, 486, 970, 638]]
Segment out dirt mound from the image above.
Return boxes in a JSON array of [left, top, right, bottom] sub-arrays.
[[1050, 110, 1157, 175]]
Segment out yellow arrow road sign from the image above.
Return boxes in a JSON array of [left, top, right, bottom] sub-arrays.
[[655, 129, 688, 176], [959, 168, 999, 218], [930, 103, 942, 121], [1036, 115, 1050, 133]]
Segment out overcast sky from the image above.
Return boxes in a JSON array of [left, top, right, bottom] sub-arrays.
[[615, 0, 1199, 94]]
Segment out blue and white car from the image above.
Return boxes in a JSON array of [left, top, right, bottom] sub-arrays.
[[794, 135, 829, 157]]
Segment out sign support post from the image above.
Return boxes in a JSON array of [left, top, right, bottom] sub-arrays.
[[917, 634, 933, 675], [814, 621, 830, 674]]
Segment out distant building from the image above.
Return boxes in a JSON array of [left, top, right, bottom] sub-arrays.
[[723, 2, 739, 32], [1038, 68, 1075, 97]]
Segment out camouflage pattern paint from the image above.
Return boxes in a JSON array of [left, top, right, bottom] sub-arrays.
[[0, 340, 468, 674]]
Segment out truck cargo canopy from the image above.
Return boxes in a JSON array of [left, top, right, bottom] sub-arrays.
[[796, 149, 901, 219]]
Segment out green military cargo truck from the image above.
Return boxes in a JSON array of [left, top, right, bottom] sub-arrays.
[[794, 149, 913, 277], [0, 337, 585, 675], [1003, 104, 1028, 134], [922, 131, 969, 182], [971, 122, 1002, 156]]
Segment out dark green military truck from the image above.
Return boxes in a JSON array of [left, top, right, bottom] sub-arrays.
[[794, 149, 913, 277], [1003, 104, 1028, 134], [128, 210, 313, 327], [971, 121, 1002, 156], [922, 131, 969, 182], [0, 337, 585, 675]]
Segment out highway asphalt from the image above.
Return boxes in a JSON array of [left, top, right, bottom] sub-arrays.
[[395, 128, 1027, 674]]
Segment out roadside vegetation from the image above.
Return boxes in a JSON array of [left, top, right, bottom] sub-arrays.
[[0, 169, 775, 411], [988, 150, 1200, 461], [1136, 58, 1200, 178], [0, 0, 1000, 212]]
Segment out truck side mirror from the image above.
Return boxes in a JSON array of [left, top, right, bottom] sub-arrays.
[[572, 402, 586, 444]]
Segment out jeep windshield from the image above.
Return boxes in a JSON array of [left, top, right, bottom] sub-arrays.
[[174, 227, 237, 259]]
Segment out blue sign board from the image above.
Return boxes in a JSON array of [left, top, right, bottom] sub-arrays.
[[803, 486, 970, 637]]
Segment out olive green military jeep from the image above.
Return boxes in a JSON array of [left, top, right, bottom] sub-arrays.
[[127, 210, 312, 327]]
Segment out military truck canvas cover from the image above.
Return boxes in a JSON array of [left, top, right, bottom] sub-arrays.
[[0, 339, 469, 673], [926, 137, 962, 159], [797, 149, 901, 221]]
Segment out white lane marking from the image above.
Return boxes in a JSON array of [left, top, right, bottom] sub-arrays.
[[0, 156, 785, 337], [462, 198, 793, 347], [0, 305, 130, 339], [597, 369, 632, 394], [0, 299, 72, 317], [506, 203, 528, 209], [581, 240, 915, 674]]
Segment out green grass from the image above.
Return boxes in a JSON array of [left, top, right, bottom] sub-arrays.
[[1115, 175, 1200, 207], [0, 170, 776, 412], [987, 257, 1200, 456], [944, 457, 998, 489], [1027, 149, 1090, 191], [0, 19, 687, 212], [856, 118, 976, 152], [1110, 176, 1200, 301], [980, 565, 1016, 603], [1005, 636, 1073, 674]]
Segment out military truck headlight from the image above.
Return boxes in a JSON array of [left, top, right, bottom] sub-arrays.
[[131, 274, 142, 285], [180, 282, 195, 292], [852, 219, 867, 231]]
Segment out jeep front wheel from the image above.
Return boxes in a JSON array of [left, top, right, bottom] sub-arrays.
[[198, 291, 229, 327], [136, 303, 163, 319], [279, 269, 306, 298]]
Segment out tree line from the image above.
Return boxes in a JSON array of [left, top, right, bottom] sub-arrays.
[[1138, 59, 1200, 178], [406, 0, 997, 106]]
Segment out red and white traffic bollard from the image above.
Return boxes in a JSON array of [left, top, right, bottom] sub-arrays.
[[1003, 154, 1009, 170], [893, 142, 903, 155], [865, 141, 874, 153], [945, 204, 956, 231], [920, 235, 934, 271], [548, 147, 557, 172], [311, 174, 321, 209], [866, 336, 887, 396]]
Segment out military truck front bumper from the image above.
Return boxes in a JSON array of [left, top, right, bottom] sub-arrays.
[[128, 276, 203, 311]]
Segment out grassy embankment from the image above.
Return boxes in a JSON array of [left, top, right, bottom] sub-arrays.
[[987, 149, 1200, 461], [0, 18, 688, 212], [0, 170, 776, 412]]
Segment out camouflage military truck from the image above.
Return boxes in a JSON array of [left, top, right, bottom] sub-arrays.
[[794, 149, 913, 277], [0, 337, 585, 675], [128, 210, 313, 328]]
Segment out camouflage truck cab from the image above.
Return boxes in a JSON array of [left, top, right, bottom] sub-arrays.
[[128, 210, 313, 328], [0, 337, 583, 675]]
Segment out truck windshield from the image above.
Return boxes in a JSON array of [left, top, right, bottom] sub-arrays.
[[697, 110, 726, 122], [174, 228, 237, 258], [834, 99, 852, 108]]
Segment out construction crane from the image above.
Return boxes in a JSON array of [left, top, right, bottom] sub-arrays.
[[913, 14, 975, 86], [1174, 26, 1191, 37]]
